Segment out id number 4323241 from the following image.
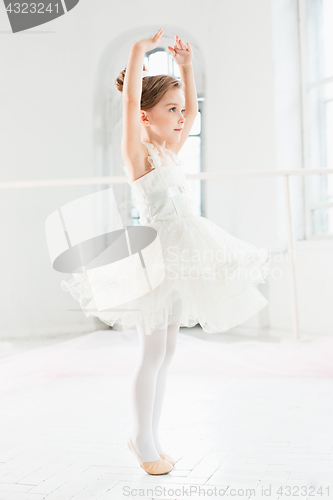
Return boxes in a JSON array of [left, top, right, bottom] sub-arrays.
[[5, 3, 60, 13], [277, 485, 330, 497]]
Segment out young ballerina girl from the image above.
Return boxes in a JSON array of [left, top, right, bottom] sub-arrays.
[[62, 28, 270, 476]]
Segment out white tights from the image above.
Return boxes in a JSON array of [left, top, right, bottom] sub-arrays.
[[129, 298, 182, 462]]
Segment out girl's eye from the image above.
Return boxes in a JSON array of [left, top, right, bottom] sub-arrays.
[[170, 107, 186, 113]]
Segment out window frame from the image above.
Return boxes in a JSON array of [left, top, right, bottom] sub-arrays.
[[298, 0, 333, 239]]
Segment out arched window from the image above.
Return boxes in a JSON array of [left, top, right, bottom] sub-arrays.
[[99, 35, 205, 230], [127, 47, 204, 222]]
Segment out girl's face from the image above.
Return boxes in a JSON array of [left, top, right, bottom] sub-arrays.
[[141, 88, 186, 143]]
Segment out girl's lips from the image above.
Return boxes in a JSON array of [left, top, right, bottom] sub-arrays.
[[174, 129, 182, 131]]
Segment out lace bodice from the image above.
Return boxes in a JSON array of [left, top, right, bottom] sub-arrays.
[[123, 142, 196, 225]]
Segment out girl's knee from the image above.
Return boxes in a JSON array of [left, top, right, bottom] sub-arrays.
[[162, 330, 178, 366], [138, 329, 168, 369]]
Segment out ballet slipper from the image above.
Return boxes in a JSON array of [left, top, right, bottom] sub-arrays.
[[127, 437, 173, 475], [160, 453, 176, 466]]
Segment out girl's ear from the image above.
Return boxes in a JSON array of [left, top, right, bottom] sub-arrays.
[[141, 110, 149, 126]]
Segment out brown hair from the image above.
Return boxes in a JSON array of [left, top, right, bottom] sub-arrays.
[[114, 63, 183, 110]]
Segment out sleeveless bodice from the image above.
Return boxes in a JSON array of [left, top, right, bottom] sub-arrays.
[[123, 142, 196, 225]]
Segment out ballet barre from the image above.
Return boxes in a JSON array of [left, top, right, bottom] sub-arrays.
[[2, 167, 333, 341]]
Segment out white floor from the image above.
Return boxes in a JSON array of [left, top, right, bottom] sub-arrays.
[[0, 328, 333, 500]]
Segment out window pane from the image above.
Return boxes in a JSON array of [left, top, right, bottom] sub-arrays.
[[311, 207, 333, 235], [307, 0, 333, 81], [326, 92, 333, 171], [323, 0, 333, 78], [328, 174, 333, 202], [178, 136, 201, 216], [189, 111, 201, 135], [307, 85, 325, 171], [307, 83, 333, 204], [148, 51, 168, 75], [173, 60, 180, 78], [178, 136, 201, 174], [327, 96, 333, 203]]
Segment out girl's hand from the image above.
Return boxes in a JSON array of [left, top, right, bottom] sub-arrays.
[[135, 28, 164, 52], [167, 35, 193, 67]]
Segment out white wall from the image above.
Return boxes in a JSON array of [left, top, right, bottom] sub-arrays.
[[0, 0, 331, 339], [270, 0, 333, 336]]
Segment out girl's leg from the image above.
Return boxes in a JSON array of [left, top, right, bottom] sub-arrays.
[[129, 321, 168, 463], [152, 298, 183, 455]]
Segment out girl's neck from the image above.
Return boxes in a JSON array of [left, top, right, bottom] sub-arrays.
[[141, 136, 168, 154]]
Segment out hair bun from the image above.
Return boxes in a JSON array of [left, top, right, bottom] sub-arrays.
[[115, 68, 126, 93], [114, 64, 149, 93]]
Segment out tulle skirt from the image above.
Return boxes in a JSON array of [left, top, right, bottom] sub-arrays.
[[61, 215, 270, 336]]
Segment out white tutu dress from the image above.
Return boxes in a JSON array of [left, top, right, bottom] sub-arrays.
[[61, 141, 270, 336]]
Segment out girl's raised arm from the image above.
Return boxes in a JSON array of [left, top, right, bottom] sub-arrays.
[[122, 43, 146, 104], [121, 30, 164, 174]]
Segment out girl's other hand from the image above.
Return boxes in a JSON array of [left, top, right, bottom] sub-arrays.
[[168, 35, 193, 67], [135, 28, 164, 52]]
